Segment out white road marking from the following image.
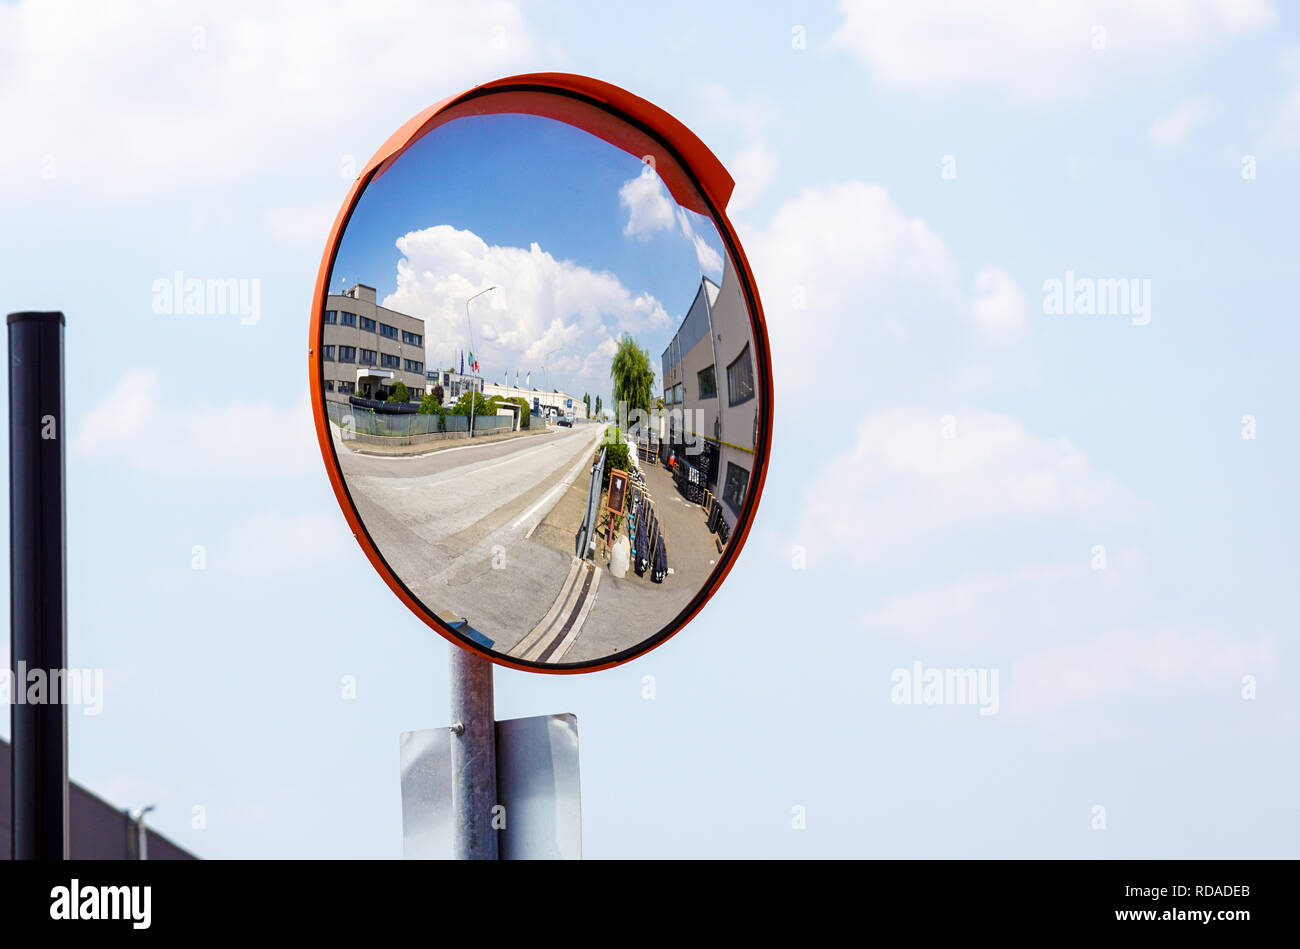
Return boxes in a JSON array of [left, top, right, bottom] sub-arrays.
[[511, 428, 603, 534], [508, 558, 582, 658]]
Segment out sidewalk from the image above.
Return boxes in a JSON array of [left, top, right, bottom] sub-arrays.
[[621, 454, 719, 591], [336, 424, 549, 457]]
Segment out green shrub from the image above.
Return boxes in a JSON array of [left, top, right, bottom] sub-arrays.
[[602, 431, 630, 485], [450, 391, 496, 417]]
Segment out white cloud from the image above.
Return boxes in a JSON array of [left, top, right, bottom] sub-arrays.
[[748, 181, 1032, 393], [72, 369, 318, 477], [727, 142, 778, 215], [831, 0, 1273, 101], [862, 563, 1074, 645], [971, 268, 1028, 336], [1270, 89, 1300, 150], [265, 202, 340, 247], [675, 210, 724, 276], [217, 511, 353, 576], [620, 164, 678, 239], [0, 0, 544, 199], [796, 408, 1141, 563], [859, 549, 1146, 648], [1002, 628, 1273, 717], [690, 233, 724, 275], [1148, 97, 1220, 148], [1266, 47, 1300, 151], [619, 165, 727, 277], [384, 225, 673, 392], [693, 82, 780, 139]]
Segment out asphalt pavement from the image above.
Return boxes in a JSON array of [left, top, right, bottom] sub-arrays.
[[335, 422, 603, 654], [333, 422, 729, 663]]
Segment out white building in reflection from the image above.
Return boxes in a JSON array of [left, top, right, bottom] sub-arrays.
[[483, 382, 589, 420]]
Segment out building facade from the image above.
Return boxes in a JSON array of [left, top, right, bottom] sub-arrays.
[[426, 368, 484, 405], [1, 740, 197, 859], [483, 382, 588, 420], [660, 254, 758, 531], [322, 284, 427, 402]]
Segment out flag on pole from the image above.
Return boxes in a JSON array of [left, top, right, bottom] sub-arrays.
[[469, 352, 479, 373]]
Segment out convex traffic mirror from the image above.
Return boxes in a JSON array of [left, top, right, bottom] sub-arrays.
[[310, 74, 773, 672]]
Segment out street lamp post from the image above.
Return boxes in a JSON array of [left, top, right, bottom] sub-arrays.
[[543, 347, 560, 421], [8, 311, 69, 861], [465, 286, 496, 438], [128, 804, 156, 860]]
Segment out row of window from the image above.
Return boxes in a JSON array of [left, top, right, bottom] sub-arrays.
[[323, 310, 420, 345], [664, 345, 755, 408], [326, 379, 426, 400], [322, 346, 423, 374]]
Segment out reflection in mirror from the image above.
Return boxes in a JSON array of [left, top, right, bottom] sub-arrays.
[[320, 103, 763, 666]]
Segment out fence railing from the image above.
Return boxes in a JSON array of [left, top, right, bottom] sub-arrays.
[[575, 446, 606, 560], [326, 400, 514, 437]]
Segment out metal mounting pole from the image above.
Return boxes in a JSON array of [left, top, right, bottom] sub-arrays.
[[8, 311, 69, 860], [449, 646, 498, 859]]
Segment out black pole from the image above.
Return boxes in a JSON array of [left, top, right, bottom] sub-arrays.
[[8, 311, 68, 860]]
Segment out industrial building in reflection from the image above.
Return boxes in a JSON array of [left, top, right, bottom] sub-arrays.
[[660, 255, 757, 536]]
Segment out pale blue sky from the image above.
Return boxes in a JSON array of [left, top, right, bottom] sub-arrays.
[[1, 0, 1297, 857]]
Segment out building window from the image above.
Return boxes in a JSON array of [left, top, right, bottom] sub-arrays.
[[339, 311, 356, 326], [723, 462, 750, 513], [322, 345, 335, 361], [697, 365, 717, 399], [324, 310, 337, 324], [359, 316, 376, 332], [402, 331, 422, 346], [379, 323, 398, 340], [325, 380, 335, 392], [727, 345, 754, 406], [338, 381, 354, 394], [405, 359, 423, 373], [380, 353, 400, 369], [359, 349, 377, 366], [337, 346, 356, 363]]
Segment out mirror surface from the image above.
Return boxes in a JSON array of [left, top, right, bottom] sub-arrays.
[[318, 100, 766, 666]]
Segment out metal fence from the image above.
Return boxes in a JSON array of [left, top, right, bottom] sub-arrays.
[[575, 446, 606, 560], [326, 400, 513, 437]]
